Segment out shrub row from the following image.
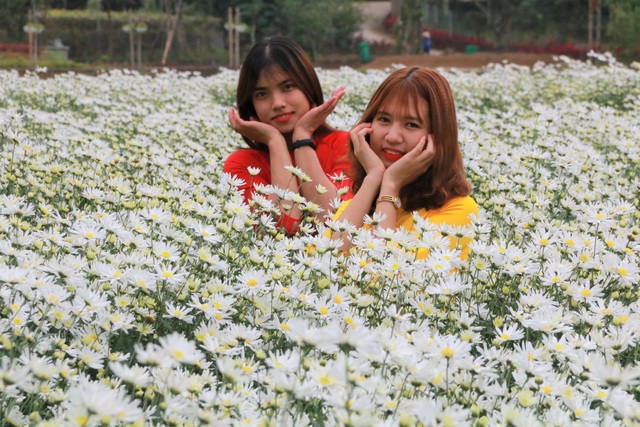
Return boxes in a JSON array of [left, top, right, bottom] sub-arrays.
[[429, 29, 589, 59], [0, 43, 41, 53], [30, 13, 223, 64]]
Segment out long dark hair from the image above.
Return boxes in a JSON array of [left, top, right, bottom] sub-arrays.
[[350, 66, 471, 212], [236, 36, 334, 149]]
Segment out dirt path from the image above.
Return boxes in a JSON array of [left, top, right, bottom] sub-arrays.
[[7, 51, 562, 77]]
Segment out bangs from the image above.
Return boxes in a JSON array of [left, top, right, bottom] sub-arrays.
[[378, 87, 429, 124], [258, 64, 287, 82]]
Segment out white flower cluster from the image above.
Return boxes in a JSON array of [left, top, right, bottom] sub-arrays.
[[0, 55, 639, 426]]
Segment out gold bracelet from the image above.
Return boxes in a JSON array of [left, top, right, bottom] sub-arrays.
[[376, 195, 401, 209]]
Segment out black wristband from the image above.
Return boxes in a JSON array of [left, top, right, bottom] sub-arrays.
[[290, 138, 316, 151]]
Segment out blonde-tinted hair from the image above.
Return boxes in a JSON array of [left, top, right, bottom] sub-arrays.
[[350, 66, 471, 211]]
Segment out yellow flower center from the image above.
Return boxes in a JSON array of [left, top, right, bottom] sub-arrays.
[[318, 374, 334, 386], [441, 347, 454, 358]]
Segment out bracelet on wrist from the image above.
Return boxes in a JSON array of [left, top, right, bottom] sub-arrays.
[[376, 195, 401, 209], [290, 138, 316, 151]]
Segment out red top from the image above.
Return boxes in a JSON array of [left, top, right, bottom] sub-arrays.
[[223, 131, 352, 234]]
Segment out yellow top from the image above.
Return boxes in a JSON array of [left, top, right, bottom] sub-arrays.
[[333, 195, 478, 260]]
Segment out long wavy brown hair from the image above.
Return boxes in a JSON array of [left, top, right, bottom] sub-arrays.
[[236, 36, 334, 149], [350, 66, 471, 213]]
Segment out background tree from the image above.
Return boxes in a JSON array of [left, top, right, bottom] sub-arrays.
[[0, 1, 29, 40], [160, 0, 184, 65], [606, 0, 640, 60], [100, 0, 142, 11], [275, 0, 360, 58], [48, 0, 88, 8], [237, 0, 279, 46], [516, 0, 591, 42], [464, 0, 519, 50], [391, 0, 425, 54]]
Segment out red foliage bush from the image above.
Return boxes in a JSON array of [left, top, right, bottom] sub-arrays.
[[427, 29, 588, 59], [507, 39, 588, 59], [0, 43, 43, 53], [429, 29, 493, 52]]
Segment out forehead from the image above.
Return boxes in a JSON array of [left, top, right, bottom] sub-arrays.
[[379, 90, 429, 119], [256, 66, 289, 87]]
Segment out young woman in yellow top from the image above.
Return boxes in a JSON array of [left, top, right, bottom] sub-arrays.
[[332, 66, 478, 259]]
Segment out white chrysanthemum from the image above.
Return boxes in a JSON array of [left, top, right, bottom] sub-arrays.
[[235, 269, 269, 295], [158, 332, 204, 366], [62, 376, 144, 424], [141, 207, 172, 224], [109, 362, 151, 387]]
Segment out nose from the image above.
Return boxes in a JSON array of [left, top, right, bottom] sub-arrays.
[[272, 91, 286, 110], [385, 123, 403, 144]]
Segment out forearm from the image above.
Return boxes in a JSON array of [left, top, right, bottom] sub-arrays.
[[373, 179, 401, 231], [331, 174, 381, 250], [269, 143, 303, 220], [293, 146, 343, 217]]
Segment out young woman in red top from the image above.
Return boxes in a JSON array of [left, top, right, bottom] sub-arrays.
[[224, 36, 351, 235]]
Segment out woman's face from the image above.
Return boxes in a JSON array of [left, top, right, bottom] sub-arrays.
[[251, 66, 311, 136], [369, 95, 430, 168]]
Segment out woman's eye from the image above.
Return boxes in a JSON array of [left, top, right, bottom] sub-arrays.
[[376, 116, 390, 123], [283, 83, 295, 91], [406, 122, 420, 128], [254, 91, 267, 99]]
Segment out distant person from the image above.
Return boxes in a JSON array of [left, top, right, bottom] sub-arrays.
[[331, 66, 478, 260], [224, 36, 352, 235], [422, 30, 432, 54]]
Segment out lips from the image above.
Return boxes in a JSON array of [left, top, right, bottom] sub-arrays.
[[272, 113, 293, 123], [382, 148, 404, 162]]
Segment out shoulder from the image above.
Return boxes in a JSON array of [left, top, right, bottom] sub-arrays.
[[315, 131, 349, 148], [417, 196, 478, 225], [315, 131, 350, 162], [224, 148, 268, 164], [223, 148, 269, 171], [442, 196, 478, 213]]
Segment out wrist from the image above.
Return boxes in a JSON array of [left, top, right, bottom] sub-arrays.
[[292, 131, 313, 142], [265, 134, 288, 149], [290, 138, 316, 151], [379, 182, 400, 197], [362, 173, 383, 189], [376, 195, 402, 209]]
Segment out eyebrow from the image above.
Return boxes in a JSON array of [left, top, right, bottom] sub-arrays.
[[377, 109, 423, 123], [254, 78, 292, 92]]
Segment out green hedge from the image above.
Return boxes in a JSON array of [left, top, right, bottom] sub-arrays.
[[39, 12, 223, 64]]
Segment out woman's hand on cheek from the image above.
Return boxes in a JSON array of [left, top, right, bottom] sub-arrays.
[[292, 87, 346, 140], [228, 108, 285, 148], [350, 123, 385, 178], [385, 135, 435, 187]]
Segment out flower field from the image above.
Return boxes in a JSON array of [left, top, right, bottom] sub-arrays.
[[1, 53, 639, 426]]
